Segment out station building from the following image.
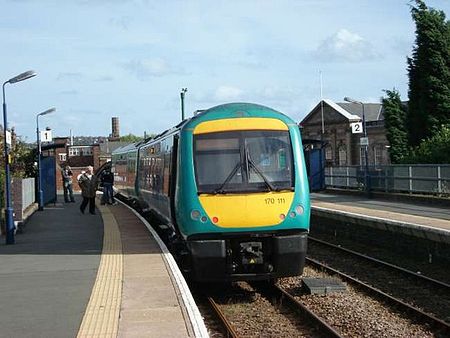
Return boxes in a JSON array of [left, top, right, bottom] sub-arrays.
[[300, 99, 391, 166]]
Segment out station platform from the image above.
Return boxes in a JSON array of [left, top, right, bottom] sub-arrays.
[[0, 195, 207, 338], [310, 192, 450, 243]]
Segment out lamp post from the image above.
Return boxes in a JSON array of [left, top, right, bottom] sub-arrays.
[[36, 108, 56, 211], [344, 96, 370, 197], [2, 70, 37, 244], [180, 88, 187, 121]]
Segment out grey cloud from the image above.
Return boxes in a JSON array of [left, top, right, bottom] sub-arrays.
[[58, 90, 79, 95], [57, 72, 83, 81], [121, 59, 184, 80], [109, 16, 132, 30], [96, 75, 114, 82], [313, 29, 381, 63]]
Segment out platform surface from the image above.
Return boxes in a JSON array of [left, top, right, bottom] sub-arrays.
[[0, 196, 205, 338], [311, 192, 450, 232]]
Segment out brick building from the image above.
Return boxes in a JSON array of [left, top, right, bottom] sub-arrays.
[[300, 99, 390, 166]]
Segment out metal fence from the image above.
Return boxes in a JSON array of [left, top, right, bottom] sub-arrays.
[[325, 164, 450, 196], [21, 178, 36, 211]]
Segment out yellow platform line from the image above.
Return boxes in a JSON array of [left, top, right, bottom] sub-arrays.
[[77, 204, 123, 338]]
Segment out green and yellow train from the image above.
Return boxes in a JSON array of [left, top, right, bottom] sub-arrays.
[[112, 103, 310, 282]]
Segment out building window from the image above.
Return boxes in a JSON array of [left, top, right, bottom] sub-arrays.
[[374, 145, 382, 165], [325, 145, 332, 161], [338, 146, 347, 166], [59, 153, 67, 162], [69, 147, 93, 156], [81, 148, 92, 156], [69, 148, 79, 156]]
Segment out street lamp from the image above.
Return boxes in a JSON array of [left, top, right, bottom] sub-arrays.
[[180, 88, 187, 121], [344, 96, 370, 197], [36, 108, 56, 211], [2, 70, 37, 244]]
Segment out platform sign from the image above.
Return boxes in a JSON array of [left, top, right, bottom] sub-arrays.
[[5, 130, 11, 145], [360, 137, 369, 146], [41, 130, 52, 142], [351, 122, 363, 134]]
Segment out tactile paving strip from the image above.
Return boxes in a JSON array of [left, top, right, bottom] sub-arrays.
[[77, 204, 123, 338]]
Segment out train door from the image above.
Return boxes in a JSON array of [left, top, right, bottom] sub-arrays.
[[169, 134, 179, 221]]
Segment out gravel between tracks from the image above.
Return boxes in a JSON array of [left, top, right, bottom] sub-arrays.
[[280, 267, 435, 338], [211, 282, 326, 337]]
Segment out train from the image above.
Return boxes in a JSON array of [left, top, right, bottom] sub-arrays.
[[111, 102, 310, 282]]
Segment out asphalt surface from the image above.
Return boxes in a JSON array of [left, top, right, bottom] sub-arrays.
[[0, 196, 103, 338]]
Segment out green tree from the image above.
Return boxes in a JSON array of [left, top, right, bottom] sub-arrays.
[[407, 0, 450, 147], [11, 139, 37, 178], [382, 89, 409, 163], [119, 133, 144, 143], [401, 124, 450, 163]]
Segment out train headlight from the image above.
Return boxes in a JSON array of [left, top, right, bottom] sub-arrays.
[[190, 210, 201, 220], [289, 211, 296, 218], [295, 205, 304, 215]]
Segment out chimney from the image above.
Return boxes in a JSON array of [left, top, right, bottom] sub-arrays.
[[111, 117, 120, 140]]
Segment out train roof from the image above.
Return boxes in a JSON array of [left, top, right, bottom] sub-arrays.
[[113, 103, 296, 153], [183, 102, 296, 129]]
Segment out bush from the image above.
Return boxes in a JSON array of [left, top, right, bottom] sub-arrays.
[[401, 124, 450, 163]]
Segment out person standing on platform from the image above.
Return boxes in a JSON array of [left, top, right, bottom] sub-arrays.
[[62, 165, 75, 203], [100, 168, 115, 205], [78, 166, 98, 215]]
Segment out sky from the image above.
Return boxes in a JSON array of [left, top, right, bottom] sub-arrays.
[[1, 0, 449, 142]]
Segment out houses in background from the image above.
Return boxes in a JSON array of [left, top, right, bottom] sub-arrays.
[[42, 117, 128, 191], [300, 99, 390, 166]]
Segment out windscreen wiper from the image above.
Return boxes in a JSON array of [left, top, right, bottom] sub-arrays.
[[213, 162, 242, 194], [245, 149, 276, 192]]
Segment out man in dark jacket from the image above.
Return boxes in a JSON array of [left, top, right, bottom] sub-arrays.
[[78, 166, 98, 215], [100, 168, 115, 205]]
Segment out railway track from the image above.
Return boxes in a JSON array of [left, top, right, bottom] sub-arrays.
[[307, 236, 450, 334], [199, 282, 343, 338]]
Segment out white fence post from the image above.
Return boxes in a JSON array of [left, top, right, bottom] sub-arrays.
[[437, 166, 442, 194], [331, 166, 334, 187], [409, 166, 413, 194]]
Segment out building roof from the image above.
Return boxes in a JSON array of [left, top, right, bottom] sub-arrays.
[[300, 99, 361, 125], [336, 102, 383, 122]]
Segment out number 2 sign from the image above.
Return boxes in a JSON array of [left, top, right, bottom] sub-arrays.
[[351, 122, 363, 134]]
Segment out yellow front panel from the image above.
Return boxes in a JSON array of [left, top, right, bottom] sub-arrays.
[[199, 192, 294, 228], [194, 118, 288, 135]]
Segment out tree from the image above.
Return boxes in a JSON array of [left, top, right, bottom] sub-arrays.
[[407, 0, 450, 147], [11, 140, 37, 178], [401, 124, 450, 163], [119, 133, 144, 143], [382, 89, 409, 163]]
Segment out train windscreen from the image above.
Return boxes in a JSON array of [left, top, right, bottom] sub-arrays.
[[194, 130, 294, 193]]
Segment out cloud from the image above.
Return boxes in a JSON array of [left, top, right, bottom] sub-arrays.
[[214, 86, 244, 101], [313, 29, 381, 63], [121, 58, 181, 80], [57, 72, 83, 81], [96, 75, 114, 82], [109, 16, 132, 30], [58, 90, 79, 95]]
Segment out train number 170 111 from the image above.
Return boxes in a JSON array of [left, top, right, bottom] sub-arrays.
[[265, 197, 286, 205]]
